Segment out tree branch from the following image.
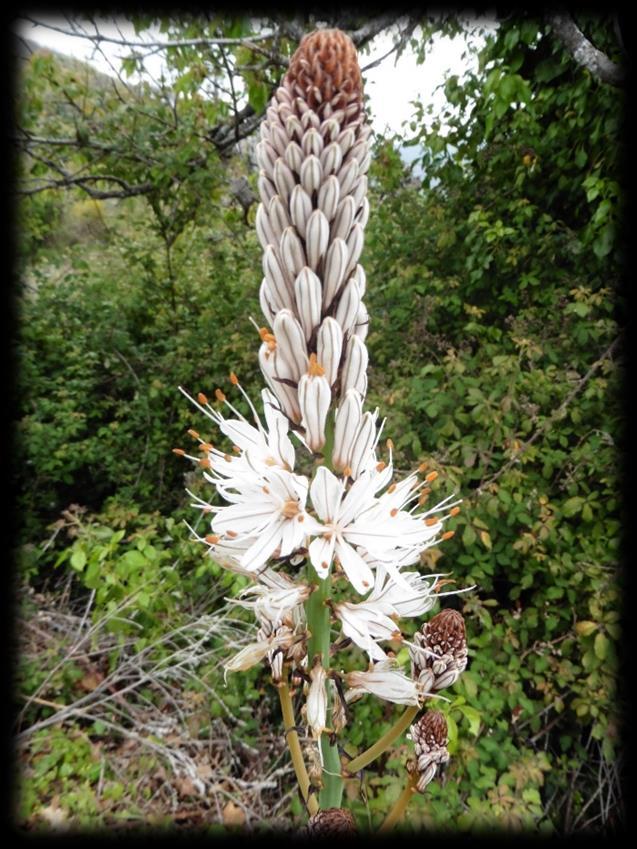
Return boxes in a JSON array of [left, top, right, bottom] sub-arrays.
[[547, 12, 626, 87]]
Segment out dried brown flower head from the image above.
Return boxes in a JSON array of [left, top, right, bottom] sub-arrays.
[[306, 806, 357, 835]]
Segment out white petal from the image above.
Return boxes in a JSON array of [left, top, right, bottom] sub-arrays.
[[309, 534, 336, 578], [340, 336, 368, 398], [310, 466, 344, 522], [332, 196, 355, 242], [294, 267, 322, 342], [300, 154, 322, 195], [240, 518, 285, 571], [298, 373, 331, 452], [273, 158, 295, 202], [332, 389, 362, 471], [301, 127, 323, 157], [334, 277, 361, 335], [322, 238, 348, 310], [289, 185, 312, 234], [280, 227, 306, 279], [335, 538, 374, 594]]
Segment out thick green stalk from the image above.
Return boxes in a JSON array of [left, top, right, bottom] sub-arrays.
[[306, 562, 343, 809]]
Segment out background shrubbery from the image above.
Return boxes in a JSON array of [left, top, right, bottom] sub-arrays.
[[13, 12, 624, 833]]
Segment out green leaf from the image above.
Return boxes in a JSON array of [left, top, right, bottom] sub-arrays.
[[594, 632, 609, 660], [70, 549, 87, 571], [462, 524, 477, 547]]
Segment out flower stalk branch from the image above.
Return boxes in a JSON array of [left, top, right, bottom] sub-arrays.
[[344, 705, 419, 776], [378, 773, 418, 832], [278, 674, 319, 816]]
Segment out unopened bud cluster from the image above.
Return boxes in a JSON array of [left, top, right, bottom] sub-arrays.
[[256, 29, 371, 455], [409, 710, 450, 792]]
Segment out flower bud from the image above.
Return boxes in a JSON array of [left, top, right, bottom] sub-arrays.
[[409, 710, 450, 792], [306, 808, 357, 836], [410, 608, 468, 692]]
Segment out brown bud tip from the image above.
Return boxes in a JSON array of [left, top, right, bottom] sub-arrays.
[[286, 29, 363, 119], [306, 807, 357, 836], [426, 608, 466, 654], [413, 709, 448, 750]]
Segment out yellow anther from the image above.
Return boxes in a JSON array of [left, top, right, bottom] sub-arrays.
[[281, 499, 301, 519], [307, 352, 325, 377], [342, 466, 352, 477], [386, 438, 394, 451], [387, 483, 397, 494]]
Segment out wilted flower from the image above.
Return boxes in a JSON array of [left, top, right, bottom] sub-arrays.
[[345, 659, 422, 706]]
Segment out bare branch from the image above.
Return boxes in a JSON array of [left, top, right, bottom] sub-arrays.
[[547, 12, 626, 87]]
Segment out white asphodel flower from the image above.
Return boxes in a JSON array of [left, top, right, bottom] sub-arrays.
[[179, 381, 296, 477], [307, 463, 459, 594], [207, 464, 317, 572], [345, 659, 422, 706]]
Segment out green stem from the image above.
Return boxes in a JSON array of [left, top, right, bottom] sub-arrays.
[[305, 564, 343, 809], [379, 774, 417, 832], [277, 675, 319, 816], [345, 705, 419, 776]]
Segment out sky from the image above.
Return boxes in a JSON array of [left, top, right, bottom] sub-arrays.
[[16, 15, 494, 140]]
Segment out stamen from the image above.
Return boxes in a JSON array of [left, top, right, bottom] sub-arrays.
[[226, 530, 238, 538], [281, 499, 301, 518], [418, 461, 428, 473], [187, 429, 200, 439], [205, 534, 220, 544], [376, 461, 386, 472], [230, 372, 239, 385], [172, 448, 185, 456], [215, 389, 226, 402], [441, 530, 455, 540], [387, 483, 397, 494], [342, 465, 352, 477], [390, 507, 399, 517], [424, 516, 439, 526], [198, 443, 213, 452], [199, 458, 211, 468], [386, 438, 394, 452], [450, 506, 461, 516], [197, 392, 209, 405], [425, 471, 439, 483], [307, 352, 326, 377]]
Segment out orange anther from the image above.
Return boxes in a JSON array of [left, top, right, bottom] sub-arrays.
[[424, 516, 439, 526], [441, 530, 455, 540], [230, 372, 239, 385], [205, 534, 220, 545], [172, 448, 185, 456], [187, 429, 200, 439], [450, 506, 461, 516], [197, 392, 209, 405], [215, 388, 226, 402], [307, 352, 325, 377], [198, 458, 211, 468], [425, 471, 439, 483]]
